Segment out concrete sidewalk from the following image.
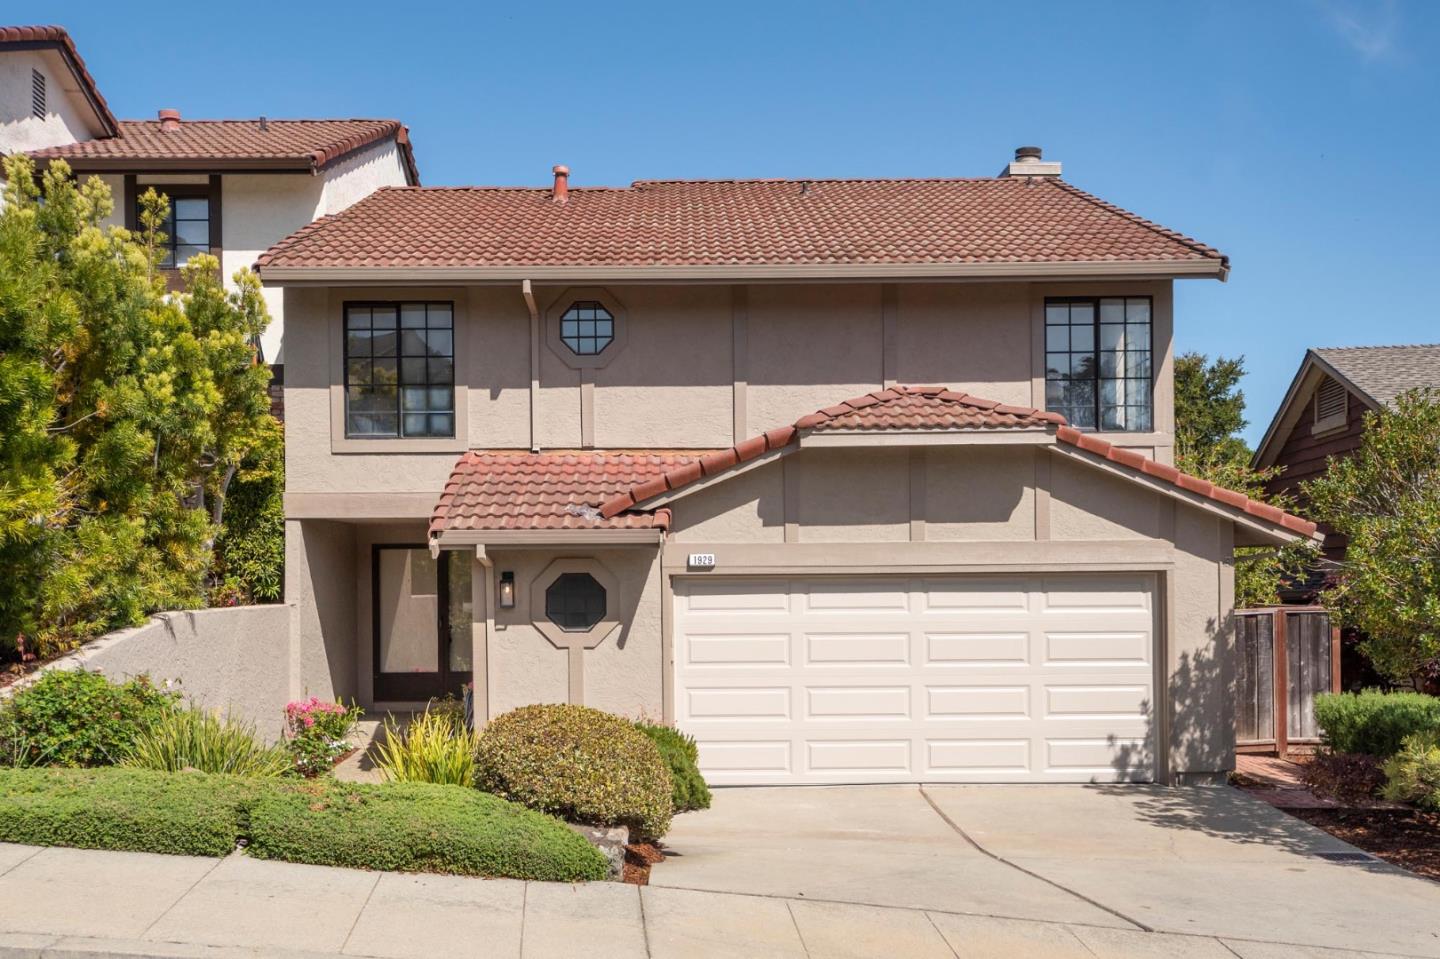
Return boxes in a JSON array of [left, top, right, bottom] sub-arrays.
[[0, 842, 1428, 959]]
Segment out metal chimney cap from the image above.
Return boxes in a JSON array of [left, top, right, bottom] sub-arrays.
[[1015, 146, 1043, 161]]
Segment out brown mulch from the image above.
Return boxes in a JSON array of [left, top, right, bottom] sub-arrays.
[[1289, 807, 1440, 882], [621, 842, 666, 886]]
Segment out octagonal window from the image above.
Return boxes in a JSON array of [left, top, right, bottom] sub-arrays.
[[560, 301, 614, 356], [545, 572, 607, 632]]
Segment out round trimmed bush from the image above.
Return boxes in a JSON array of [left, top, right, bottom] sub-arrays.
[[476, 704, 673, 839]]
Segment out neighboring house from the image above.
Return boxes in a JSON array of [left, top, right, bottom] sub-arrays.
[[1253, 344, 1440, 597], [0, 25, 420, 385], [260, 149, 1316, 788]]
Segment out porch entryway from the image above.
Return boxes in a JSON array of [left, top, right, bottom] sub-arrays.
[[371, 545, 473, 701]]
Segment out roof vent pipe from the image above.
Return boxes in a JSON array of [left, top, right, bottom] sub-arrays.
[[259, 115, 268, 132], [158, 108, 181, 132], [552, 164, 569, 204], [1002, 145, 1061, 178]]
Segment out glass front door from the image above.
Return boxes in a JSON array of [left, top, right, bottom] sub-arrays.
[[372, 545, 473, 701]]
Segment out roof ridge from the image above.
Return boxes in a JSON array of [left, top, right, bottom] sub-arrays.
[[116, 117, 404, 125], [1046, 178, 1227, 265], [1315, 343, 1440, 352], [630, 175, 1009, 186]]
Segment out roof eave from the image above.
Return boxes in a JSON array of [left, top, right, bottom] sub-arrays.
[[428, 528, 664, 548], [35, 155, 314, 173], [256, 258, 1227, 285]]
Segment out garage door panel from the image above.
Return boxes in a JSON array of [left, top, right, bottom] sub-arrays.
[[802, 580, 909, 613], [1044, 630, 1151, 665], [684, 686, 792, 721], [926, 684, 1030, 719], [805, 632, 909, 665], [682, 579, 791, 613], [925, 631, 1030, 665], [683, 633, 791, 667], [805, 685, 911, 720], [675, 575, 1156, 785]]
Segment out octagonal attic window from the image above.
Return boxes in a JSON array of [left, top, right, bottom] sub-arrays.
[[545, 572, 607, 632], [560, 301, 614, 356]]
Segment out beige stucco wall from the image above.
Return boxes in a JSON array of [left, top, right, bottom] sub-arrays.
[[283, 279, 1176, 504], [0, 48, 105, 156], [224, 174, 324, 364], [14, 606, 294, 740], [286, 518, 358, 703]]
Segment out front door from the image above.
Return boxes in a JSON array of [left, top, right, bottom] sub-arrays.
[[372, 545, 473, 701]]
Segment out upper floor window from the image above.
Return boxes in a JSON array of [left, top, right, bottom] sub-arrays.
[[137, 187, 213, 269], [1045, 297, 1152, 432], [345, 302, 454, 438], [560, 301, 614, 356]]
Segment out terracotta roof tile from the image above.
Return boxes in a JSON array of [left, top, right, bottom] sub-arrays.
[[256, 176, 1226, 273], [1, 26, 117, 137], [428, 450, 711, 537], [599, 387, 1061, 518], [1053, 426, 1318, 537], [30, 118, 419, 183], [589, 387, 1316, 540]]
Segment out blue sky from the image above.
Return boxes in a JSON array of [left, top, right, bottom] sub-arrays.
[[40, 0, 1440, 445]]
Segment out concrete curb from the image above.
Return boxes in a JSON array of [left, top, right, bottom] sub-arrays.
[[0, 933, 344, 959]]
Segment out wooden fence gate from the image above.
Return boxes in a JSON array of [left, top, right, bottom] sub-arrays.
[[1234, 607, 1341, 758]]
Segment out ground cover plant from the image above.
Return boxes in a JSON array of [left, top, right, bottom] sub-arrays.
[[476, 704, 673, 840], [0, 767, 607, 881]]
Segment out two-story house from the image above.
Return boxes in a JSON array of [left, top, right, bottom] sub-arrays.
[[257, 150, 1317, 788], [1, 25, 419, 383]]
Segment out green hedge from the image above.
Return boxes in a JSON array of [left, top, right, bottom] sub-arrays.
[[0, 768, 607, 881], [0, 768, 258, 857], [635, 722, 712, 813], [1315, 690, 1440, 758], [247, 780, 606, 881]]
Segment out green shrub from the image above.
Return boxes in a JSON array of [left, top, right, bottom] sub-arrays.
[[0, 767, 258, 856], [0, 669, 179, 767], [635, 721, 712, 813], [1382, 732, 1440, 811], [1314, 690, 1440, 758], [210, 421, 285, 605], [476, 704, 673, 839], [124, 707, 292, 778], [246, 780, 607, 881], [373, 709, 478, 786]]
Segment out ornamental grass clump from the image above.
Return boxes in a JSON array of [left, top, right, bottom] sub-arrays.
[[1382, 732, 1440, 811], [476, 704, 673, 840], [372, 708, 479, 786], [124, 707, 292, 778], [285, 697, 362, 777]]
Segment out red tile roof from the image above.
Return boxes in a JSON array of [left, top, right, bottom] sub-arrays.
[[428, 450, 708, 537], [1053, 426, 1317, 537], [1, 25, 118, 137], [30, 119, 420, 183], [599, 387, 1062, 518], [255, 176, 1226, 275], [593, 386, 1317, 539]]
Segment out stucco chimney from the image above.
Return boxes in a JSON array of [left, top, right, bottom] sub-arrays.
[[158, 109, 181, 132], [1002, 145, 1061, 177], [551, 165, 569, 204]]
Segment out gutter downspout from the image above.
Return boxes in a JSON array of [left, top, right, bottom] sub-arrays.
[[522, 280, 540, 453], [474, 545, 494, 726]]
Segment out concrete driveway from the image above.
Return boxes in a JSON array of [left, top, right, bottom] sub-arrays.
[[655, 784, 1440, 957]]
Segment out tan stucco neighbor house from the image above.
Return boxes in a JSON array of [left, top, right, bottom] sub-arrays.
[[260, 150, 1318, 787], [0, 25, 420, 381]]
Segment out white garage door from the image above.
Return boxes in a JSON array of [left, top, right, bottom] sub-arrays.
[[673, 575, 1156, 785]]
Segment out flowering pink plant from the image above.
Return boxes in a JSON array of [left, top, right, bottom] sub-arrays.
[[284, 697, 362, 777]]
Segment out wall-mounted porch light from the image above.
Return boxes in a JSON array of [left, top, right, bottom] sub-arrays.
[[498, 571, 516, 609]]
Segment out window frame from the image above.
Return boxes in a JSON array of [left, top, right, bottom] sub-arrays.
[[1043, 295, 1155, 433], [342, 300, 457, 440], [544, 572, 608, 632], [544, 287, 629, 371], [123, 176, 222, 291]]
